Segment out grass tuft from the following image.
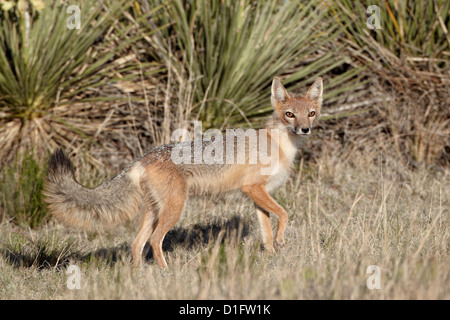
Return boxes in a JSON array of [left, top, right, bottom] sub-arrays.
[[1, 151, 47, 228]]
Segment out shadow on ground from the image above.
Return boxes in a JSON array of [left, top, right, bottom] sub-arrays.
[[1, 215, 250, 269]]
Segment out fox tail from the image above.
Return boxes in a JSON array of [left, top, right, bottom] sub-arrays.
[[44, 149, 143, 231]]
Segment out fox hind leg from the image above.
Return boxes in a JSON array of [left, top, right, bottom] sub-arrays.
[[132, 210, 156, 267], [149, 194, 186, 269]]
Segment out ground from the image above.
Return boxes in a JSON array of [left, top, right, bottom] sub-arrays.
[[0, 152, 448, 299]]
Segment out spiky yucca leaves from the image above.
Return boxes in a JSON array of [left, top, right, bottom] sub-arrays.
[[329, 0, 450, 66], [137, 0, 360, 129], [0, 0, 136, 165], [327, 0, 450, 165]]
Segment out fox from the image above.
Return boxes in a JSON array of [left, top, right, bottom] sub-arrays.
[[44, 76, 323, 269]]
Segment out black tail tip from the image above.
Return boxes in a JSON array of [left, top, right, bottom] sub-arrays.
[[47, 148, 74, 176]]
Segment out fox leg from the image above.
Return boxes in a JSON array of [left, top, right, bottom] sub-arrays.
[[255, 206, 275, 252], [242, 184, 288, 248], [149, 194, 187, 269], [132, 211, 155, 266]]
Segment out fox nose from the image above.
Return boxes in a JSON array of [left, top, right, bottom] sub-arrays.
[[301, 127, 310, 134]]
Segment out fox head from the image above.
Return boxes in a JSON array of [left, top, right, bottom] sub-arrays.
[[271, 77, 323, 136]]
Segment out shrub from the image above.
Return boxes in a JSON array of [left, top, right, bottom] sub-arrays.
[[1, 151, 47, 228]]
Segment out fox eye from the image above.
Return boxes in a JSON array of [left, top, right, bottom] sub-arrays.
[[285, 111, 295, 118], [308, 111, 316, 117]]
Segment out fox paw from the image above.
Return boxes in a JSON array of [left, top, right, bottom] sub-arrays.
[[274, 239, 285, 250], [263, 244, 275, 254]]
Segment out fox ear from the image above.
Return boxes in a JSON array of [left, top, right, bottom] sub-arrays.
[[306, 77, 323, 106], [271, 77, 289, 107]]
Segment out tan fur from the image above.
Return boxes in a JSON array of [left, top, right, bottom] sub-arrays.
[[44, 77, 323, 268]]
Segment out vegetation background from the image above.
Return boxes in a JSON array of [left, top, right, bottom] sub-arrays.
[[0, 0, 448, 299]]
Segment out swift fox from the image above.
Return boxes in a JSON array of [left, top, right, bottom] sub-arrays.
[[44, 77, 323, 268]]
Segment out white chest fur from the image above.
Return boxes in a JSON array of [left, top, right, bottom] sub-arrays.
[[265, 130, 299, 192]]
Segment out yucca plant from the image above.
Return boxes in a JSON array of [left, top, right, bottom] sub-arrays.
[[327, 0, 450, 165], [328, 0, 450, 69], [136, 0, 361, 129], [0, 0, 138, 165]]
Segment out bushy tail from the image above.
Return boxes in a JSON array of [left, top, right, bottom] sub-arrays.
[[44, 149, 143, 230]]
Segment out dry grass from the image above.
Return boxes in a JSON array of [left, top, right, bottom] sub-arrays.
[[0, 0, 448, 301], [1, 148, 448, 300]]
